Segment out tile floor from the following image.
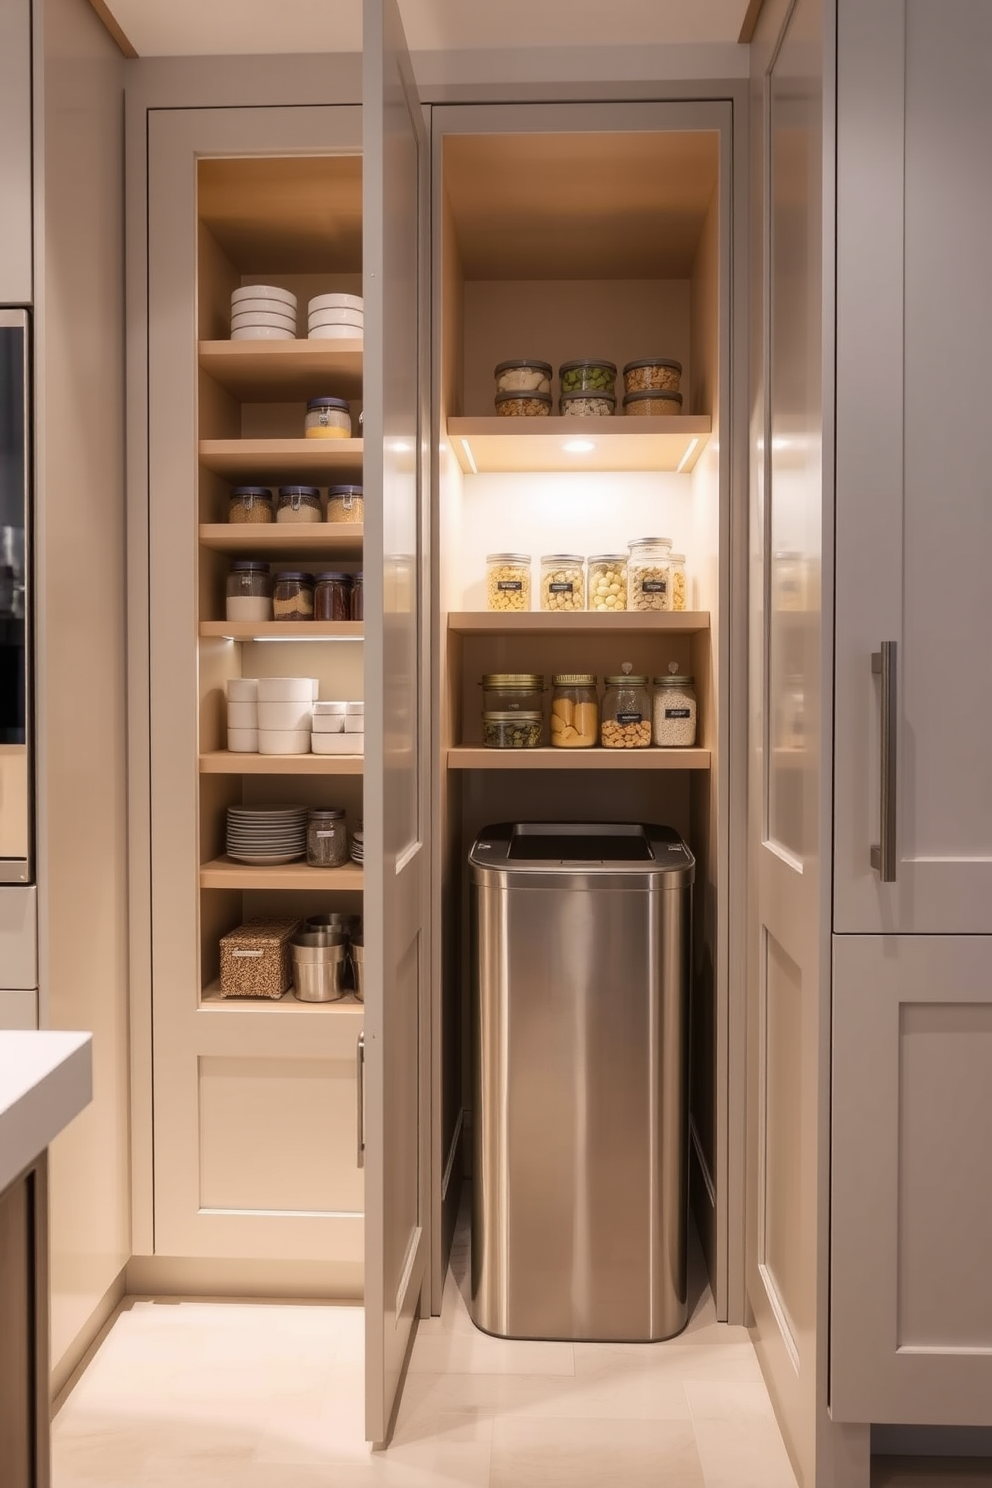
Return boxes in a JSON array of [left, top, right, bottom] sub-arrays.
[[53, 1193, 799, 1488]]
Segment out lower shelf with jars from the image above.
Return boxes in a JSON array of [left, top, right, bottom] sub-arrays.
[[446, 747, 710, 770]]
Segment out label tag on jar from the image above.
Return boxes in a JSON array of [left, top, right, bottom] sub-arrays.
[[549, 581, 574, 593], [498, 580, 522, 591], [617, 711, 643, 724], [315, 829, 339, 839], [642, 579, 667, 593], [665, 707, 692, 719]]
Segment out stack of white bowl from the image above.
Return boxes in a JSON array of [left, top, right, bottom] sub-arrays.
[[231, 284, 298, 341], [311, 700, 364, 755], [308, 293, 364, 341], [227, 678, 260, 751], [257, 677, 319, 755]]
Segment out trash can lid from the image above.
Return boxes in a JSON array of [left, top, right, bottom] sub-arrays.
[[469, 822, 694, 887]]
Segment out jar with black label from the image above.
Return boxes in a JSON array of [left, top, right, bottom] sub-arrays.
[[225, 561, 272, 622], [306, 808, 348, 867], [486, 553, 531, 611], [272, 571, 314, 621], [627, 537, 672, 612], [314, 572, 353, 622], [540, 554, 585, 612], [652, 665, 697, 747], [601, 663, 651, 749]]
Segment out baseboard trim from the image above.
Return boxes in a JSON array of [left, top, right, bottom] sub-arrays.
[[50, 1265, 127, 1410], [125, 1253, 363, 1300]]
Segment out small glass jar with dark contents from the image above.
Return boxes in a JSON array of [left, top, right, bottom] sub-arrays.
[[313, 571, 353, 622], [272, 570, 314, 621], [306, 808, 349, 868], [351, 572, 364, 621]]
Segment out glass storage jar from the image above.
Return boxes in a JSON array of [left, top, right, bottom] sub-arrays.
[[652, 668, 697, 747], [225, 561, 272, 622], [627, 536, 672, 611], [667, 553, 687, 611], [326, 484, 364, 524], [558, 359, 617, 396], [540, 554, 585, 611], [228, 486, 274, 524], [350, 572, 364, 621], [622, 358, 683, 395], [304, 396, 352, 438], [494, 390, 552, 417], [601, 665, 651, 748], [482, 711, 543, 749], [277, 486, 322, 523], [622, 389, 683, 417], [486, 553, 531, 611], [272, 570, 314, 620], [494, 359, 552, 396], [559, 390, 616, 418], [314, 571, 353, 622], [587, 554, 627, 611], [306, 807, 349, 868], [480, 673, 545, 714], [550, 675, 598, 748]]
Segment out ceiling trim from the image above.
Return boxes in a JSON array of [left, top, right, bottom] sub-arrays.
[[87, 0, 139, 58], [737, 0, 767, 43]]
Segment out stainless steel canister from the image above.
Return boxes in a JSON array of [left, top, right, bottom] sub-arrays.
[[290, 931, 348, 1002]]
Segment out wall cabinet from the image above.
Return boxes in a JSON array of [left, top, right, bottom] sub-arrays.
[[0, 0, 32, 303]]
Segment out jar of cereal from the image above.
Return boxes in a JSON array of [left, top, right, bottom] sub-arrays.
[[486, 553, 531, 611], [667, 553, 687, 611], [601, 664, 651, 749], [627, 536, 672, 611], [587, 554, 627, 611], [652, 665, 697, 747], [540, 554, 585, 612]]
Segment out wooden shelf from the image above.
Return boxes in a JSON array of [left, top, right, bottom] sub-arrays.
[[199, 621, 363, 640], [448, 415, 711, 474], [198, 438, 363, 483], [448, 746, 710, 771], [200, 982, 365, 1014], [200, 857, 364, 890], [198, 339, 363, 401], [448, 610, 710, 636], [199, 523, 363, 556], [200, 751, 364, 775]]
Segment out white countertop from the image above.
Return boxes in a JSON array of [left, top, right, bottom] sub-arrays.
[[0, 1030, 93, 1192]]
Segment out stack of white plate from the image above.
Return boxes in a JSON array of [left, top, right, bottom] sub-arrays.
[[308, 293, 364, 341], [257, 677, 319, 755], [311, 699, 364, 755], [350, 829, 364, 865], [226, 805, 307, 865], [231, 284, 298, 341], [227, 678, 259, 752]]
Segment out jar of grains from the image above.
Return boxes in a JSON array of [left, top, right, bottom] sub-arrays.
[[226, 561, 272, 622], [306, 807, 349, 868], [494, 359, 552, 396], [351, 572, 364, 621], [326, 485, 364, 524], [652, 665, 697, 747], [486, 553, 531, 611], [480, 673, 545, 714], [304, 396, 352, 438], [228, 486, 274, 524], [273, 571, 314, 620], [622, 389, 684, 417], [550, 675, 598, 748], [559, 390, 616, 418], [667, 553, 687, 611], [622, 358, 683, 395], [482, 711, 543, 749], [494, 391, 553, 417], [540, 554, 585, 611], [601, 664, 652, 749], [627, 536, 672, 611], [313, 572, 353, 622], [277, 486, 322, 523], [587, 554, 627, 611]]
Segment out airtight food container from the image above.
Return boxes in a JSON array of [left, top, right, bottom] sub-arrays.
[[494, 391, 552, 418], [482, 711, 543, 749], [559, 359, 617, 396], [622, 359, 683, 394], [326, 485, 364, 524], [304, 397, 352, 438], [559, 390, 615, 418], [480, 674, 545, 714], [277, 486, 322, 523], [256, 676, 318, 703], [494, 360, 552, 396], [225, 561, 272, 623], [622, 389, 684, 417], [486, 554, 531, 611], [228, 486, 274, 524]]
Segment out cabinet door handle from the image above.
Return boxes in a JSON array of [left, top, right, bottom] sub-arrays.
[[356, 1031, 365, 1168], [870, 641, 898, 882]]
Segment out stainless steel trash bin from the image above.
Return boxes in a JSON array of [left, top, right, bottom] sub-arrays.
[[469, 821, 694, 1343]]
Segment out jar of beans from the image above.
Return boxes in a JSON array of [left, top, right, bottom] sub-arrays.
[[627, 537, 672, 611], [314, 572, 353, 622], [601, 664, 651, 749], [540, 554, 585, 611], [486, 553, 531, 611], [228, 486, 274, 523], [652, 667, 697, 748], [273, 571, 314, 620]]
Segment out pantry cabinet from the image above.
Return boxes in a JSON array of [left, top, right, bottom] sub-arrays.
[[0, 0, 33, 303]]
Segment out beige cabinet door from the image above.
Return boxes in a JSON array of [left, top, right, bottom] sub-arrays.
[[834, 0, 992, 934], [0, 0, 32, 303], [361, 0, 430, 1445]]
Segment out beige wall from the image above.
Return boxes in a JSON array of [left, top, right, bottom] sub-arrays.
[[35, 0, 130, 1388]]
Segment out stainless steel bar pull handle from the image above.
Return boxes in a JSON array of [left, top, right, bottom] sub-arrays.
[[870, 641, 898, 881], [356, 1031, 365, 1168]]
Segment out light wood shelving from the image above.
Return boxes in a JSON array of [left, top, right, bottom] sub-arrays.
[[449, 415, 710, 475], [199, 620, 362, 640], [198, 338, 363, 400], [448, 746, 710, 771], [200, 858, 364, 890], [199, 438, 363, 483], [199, 524, 363, 556], [448, 610, 710, 636], [200, 751, 364, 775], [200, 983, 365, 1015]]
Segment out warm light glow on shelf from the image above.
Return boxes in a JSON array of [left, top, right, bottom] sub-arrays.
[[562, 439, 595, 454], [676, 437, 700, 473], [460, 438, 478, 475]]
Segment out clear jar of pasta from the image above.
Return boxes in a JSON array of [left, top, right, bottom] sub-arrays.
[[627, 536, 672, 611], [486, 553, 531, 611], [540, 554, 585, 612]]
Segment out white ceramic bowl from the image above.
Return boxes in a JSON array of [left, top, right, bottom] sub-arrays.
[[228, 297, 298, 318], [257, 676, 319, 703], [258, 729, 311, 756], [227, 700, 259, 728], [308, 309, 365, 329], [231, 309, 298, 331], [307, 324, 363, 341], [309, 292, 363, 314], [227, 728, 259, 752], [311, 714, 345, 735], [227, 677, 258, 702], [232, 283, 297, 309], [344, 715, 365, 734], [345, 701, 365, 715], [312, 700, 347, 716], [257, 699, 312, 731], [231, 326, 296, 341], [311, 732, 364, 755]]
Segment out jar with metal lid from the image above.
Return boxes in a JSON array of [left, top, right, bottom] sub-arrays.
[[601, 663, 651, 748], [486, 553, 531, 611], [667, 553, 687, 611], [652, 666, 697, 747], [306, 807, 349, 868], [627, 537, 673, 611], [550, 675, 598, 748], [351, 572, 364, 621], [304, 396, 352, 438], [559, 390, 616, 418], [558, 359, 617, 396], [622, 389, 684, 417], [480, 673, 545, 714], [587, 554, 627, 611], [228, 486, 274, 524], [225, 561, 272, 622], [277, 486, 322, 524], [326, 484, 364, 524], [313, 571, 353, 622], [482, 711, 543, 749], [622, 358, 683, 395], [272, 570, 314, 621], [494, 359, 552, 396], [540, 554, 585, 611], [494, 390, 552, 417]]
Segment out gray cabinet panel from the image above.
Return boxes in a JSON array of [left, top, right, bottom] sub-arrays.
[[0, 0, 32, 303]]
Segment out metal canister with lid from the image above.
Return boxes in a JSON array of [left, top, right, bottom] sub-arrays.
[[550, 674, 598, 748], [601, 663, 652, 748]]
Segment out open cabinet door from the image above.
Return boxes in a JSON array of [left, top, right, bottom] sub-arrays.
[[362, 0, 431, 1447]]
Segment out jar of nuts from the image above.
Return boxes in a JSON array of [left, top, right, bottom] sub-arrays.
[[622, 358, 683, 395], [587, 554, 627, 611], [601, 664, 651, 749], [667, 553, 687, 611], [627, 536, 672, 611], [540, 554, 585, 612], [494, 391, 552, 417], [486, 553, 531, 611]]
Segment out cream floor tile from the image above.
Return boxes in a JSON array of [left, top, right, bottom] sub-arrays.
[[684, 1377, 780, 1422], [407, 1327, 574, 1376], [574, 1339, 762, 1383], [692, 1415, 799, 1488], [490, 1415, 705, 1488]]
